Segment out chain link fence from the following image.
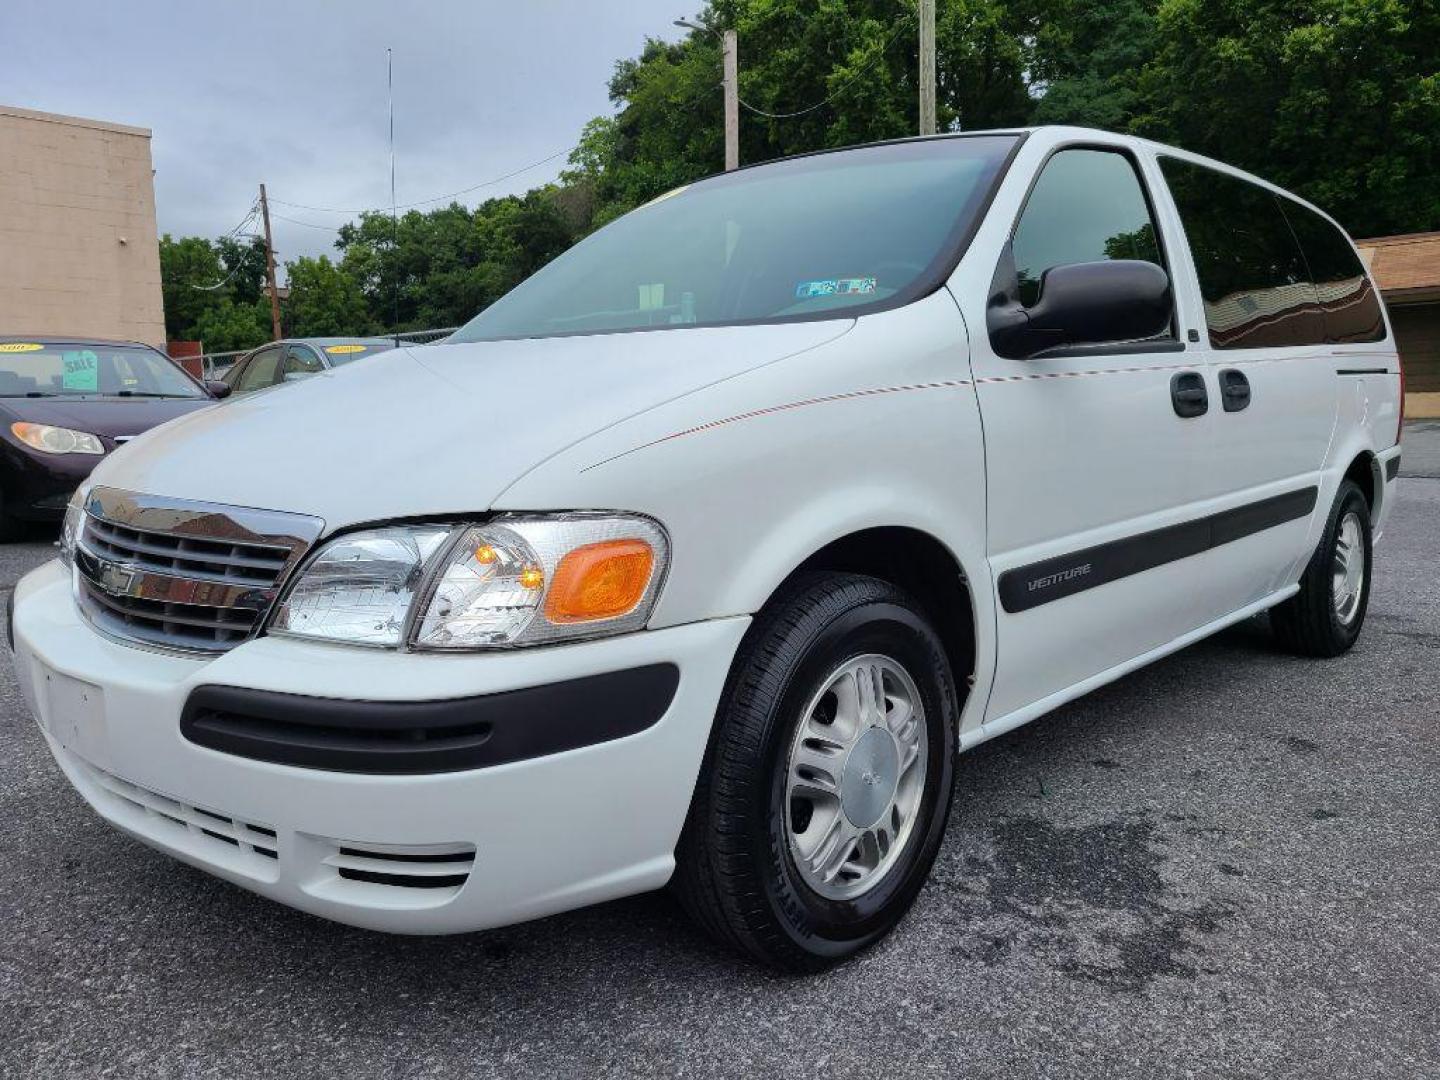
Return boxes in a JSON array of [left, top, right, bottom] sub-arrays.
[[198, 328, 459, 377]]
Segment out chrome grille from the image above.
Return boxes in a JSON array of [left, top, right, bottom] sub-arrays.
[[84, 516, 291, 586], [73, 487, 325, 655]]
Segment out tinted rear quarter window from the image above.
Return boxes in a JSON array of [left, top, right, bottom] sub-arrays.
[[1277, 200, 1386, 344], [1160, 157, 1325, 349]]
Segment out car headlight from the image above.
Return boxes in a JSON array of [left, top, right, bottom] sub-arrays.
[[270, 513, 669, 650], [11, 422, 104, 455], [58, 488, 89, 568]]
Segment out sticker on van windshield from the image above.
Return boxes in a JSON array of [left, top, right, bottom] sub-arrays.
[[61, 350, 99, 392], [795, 277, 877, 300], [324, 344, 368, 355], [0, 342, 44, 353]]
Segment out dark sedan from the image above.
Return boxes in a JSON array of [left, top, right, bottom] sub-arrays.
[[0, 336, 224, 538]]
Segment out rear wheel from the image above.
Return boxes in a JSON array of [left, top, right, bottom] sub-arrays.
[[673, 572, 959, 971], [1271, 479, 1372, 656]]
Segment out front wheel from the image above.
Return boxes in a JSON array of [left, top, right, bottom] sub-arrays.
[[1271, 479, 1373, 657], [673, 572, 959, 971]]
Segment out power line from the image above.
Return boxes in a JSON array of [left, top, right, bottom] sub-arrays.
[[188, 202, 263, 289], [270, 145, 574, 216], [269, 212, 342, 232], [736, 13, 917, 120]]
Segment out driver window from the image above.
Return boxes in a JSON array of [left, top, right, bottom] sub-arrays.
[[1011, 149, 1167, 315], [281, 345, 323, 381]]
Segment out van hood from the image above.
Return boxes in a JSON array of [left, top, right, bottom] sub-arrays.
[[89, 321, 851, 526]]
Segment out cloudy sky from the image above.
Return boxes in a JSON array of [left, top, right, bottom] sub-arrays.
[[1, 1, 691, 263]]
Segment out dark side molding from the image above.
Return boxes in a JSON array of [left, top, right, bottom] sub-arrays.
[[180, 664, 680, 774], [998, 487, 1318, 614]]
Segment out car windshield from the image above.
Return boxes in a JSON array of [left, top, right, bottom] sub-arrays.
[[0, 343, 204, 398], [450, 135, 1019, 342]]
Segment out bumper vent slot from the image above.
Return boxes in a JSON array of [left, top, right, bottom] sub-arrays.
[[82, 764, 280, 866], [325, 843, 475, 893]]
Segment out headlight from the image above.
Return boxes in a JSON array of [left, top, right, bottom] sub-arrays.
[[11, 422, 104, 455], [58, 489, 88, 568], [270, 513, 668, 650], [269, 526, 453, 647]]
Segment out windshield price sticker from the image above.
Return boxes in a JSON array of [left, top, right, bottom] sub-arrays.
[[61, 350, 100, 392], [795, 277, 877, 300], [324, 344, 368, 355], [0, 342, 44, 353]]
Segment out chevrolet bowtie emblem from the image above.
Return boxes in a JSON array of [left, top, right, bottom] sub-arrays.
[[95, 560, 140, 598]]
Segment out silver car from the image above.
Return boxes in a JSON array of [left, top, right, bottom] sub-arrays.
[[220, 337, 398, 395]]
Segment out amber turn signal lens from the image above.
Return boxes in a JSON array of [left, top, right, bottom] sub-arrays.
[[545, 539, 655, 624]]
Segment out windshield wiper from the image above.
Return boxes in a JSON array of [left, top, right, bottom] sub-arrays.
[[116, 390, 196, 399], [0, 391, 61, 398]]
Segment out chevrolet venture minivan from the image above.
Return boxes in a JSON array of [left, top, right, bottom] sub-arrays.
[[11, 128, 1402, 971]]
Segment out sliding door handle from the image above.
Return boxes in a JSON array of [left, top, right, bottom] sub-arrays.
[[1219, 368, 1251, 412], [1170, 371, 1209, 418]]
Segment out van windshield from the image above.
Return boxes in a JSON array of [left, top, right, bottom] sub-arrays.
[[450, 135, 1019, 342]]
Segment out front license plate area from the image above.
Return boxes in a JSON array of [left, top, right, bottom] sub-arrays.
[[41, 666, 108, 762]]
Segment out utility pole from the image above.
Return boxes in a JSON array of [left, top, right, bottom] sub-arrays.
[[918, 0, 937, 136], [258, 183, 283, 341], [722, 29, 740, 170]]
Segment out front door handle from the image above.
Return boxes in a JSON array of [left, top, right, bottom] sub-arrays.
[[1170, 370, 1209, 418], [1219, 368, 1251, 412]]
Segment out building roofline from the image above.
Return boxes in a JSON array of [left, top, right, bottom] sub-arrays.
[[0, 104, 150, 138], [1354, 231, 1440, 247]]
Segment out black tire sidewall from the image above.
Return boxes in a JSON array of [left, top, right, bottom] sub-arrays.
[[751, 596, 957, 960], [1320, 483, 1373, 650]]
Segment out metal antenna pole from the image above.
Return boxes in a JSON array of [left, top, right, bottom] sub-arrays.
[[388, 47, 400, 344]]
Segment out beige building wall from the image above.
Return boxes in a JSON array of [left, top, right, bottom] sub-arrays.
[[0, 105, 165, 347]]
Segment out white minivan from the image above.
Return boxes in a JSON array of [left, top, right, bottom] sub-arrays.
[[11, 127, 1402, 970]]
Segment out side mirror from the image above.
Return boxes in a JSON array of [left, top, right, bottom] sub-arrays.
[[988, 256, 1172, 360], [205, 380, 232, 399]]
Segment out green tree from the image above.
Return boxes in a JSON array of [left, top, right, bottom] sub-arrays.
[[1028, 0, 1161, 128], [214, 235, 269, 306], [335, 190, 578, 330], [158, 235, 227, 340], [1132, 0, 1440, 236], [191, 298, 270, 352], [285, 256, 376, 337]]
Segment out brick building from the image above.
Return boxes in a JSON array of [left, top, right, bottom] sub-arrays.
[[1356, 231, 1440, 419], [0, 105, 165, 347]]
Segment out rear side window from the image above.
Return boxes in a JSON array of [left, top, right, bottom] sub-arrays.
[[1277, 200, 1386, 344], [1011, 148, 1166, 309], [1159, 157, 1324, 349], [235, 346, 282, 391]]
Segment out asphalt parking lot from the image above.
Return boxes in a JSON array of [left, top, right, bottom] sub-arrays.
[[2, 441, 1437, 1080]]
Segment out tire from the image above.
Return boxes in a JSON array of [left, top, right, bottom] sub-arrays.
[[1271, 479, 1372, 657], [673, 572, 959, 971]]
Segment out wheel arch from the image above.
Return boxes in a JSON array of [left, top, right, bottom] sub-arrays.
[[755, 525, 978, 709], [1342, 449, 1380, 514]]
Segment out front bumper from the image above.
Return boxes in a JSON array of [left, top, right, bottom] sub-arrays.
[[0, 441, 93, 520], [12, 559, 748, 933]]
